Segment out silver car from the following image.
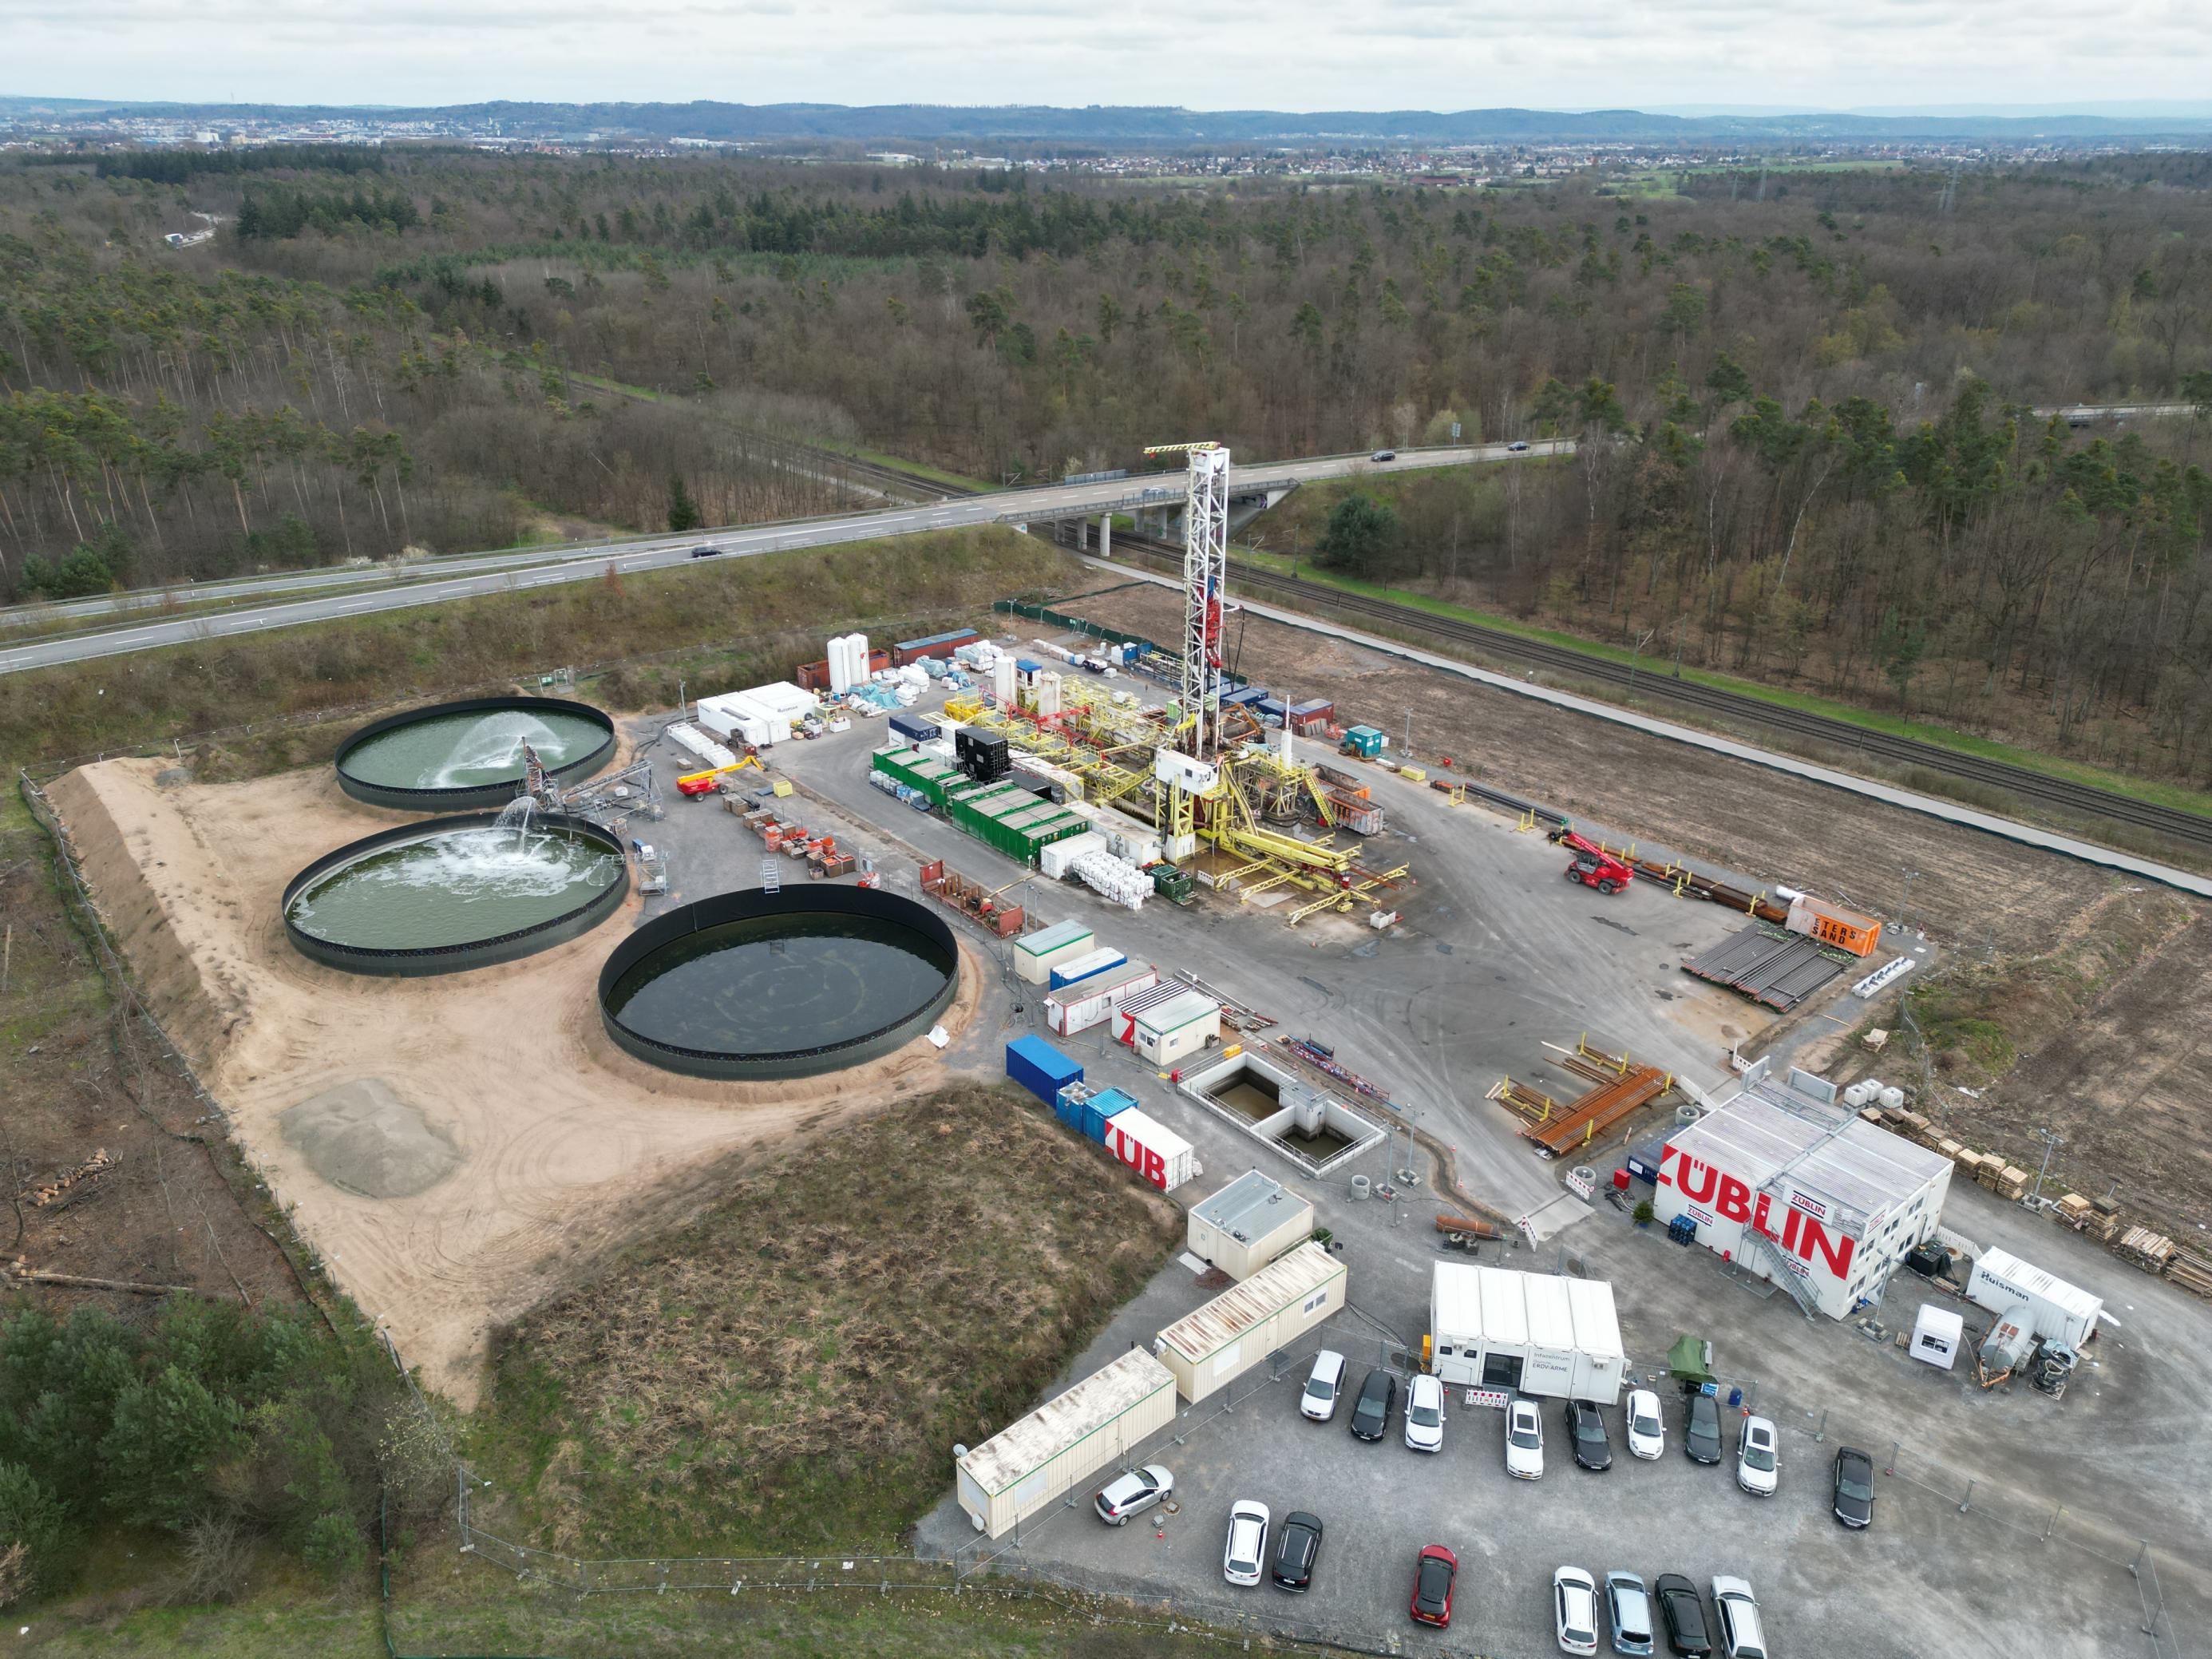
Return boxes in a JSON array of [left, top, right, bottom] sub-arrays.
[[1094, 1463, 1173, 1525], [1605, 1570, 1654, 1654]]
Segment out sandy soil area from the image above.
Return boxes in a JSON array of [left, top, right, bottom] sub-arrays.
[[46, 758, 981, 1406]]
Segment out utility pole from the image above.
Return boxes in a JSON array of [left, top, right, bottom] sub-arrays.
[[1403, 708, 1412, 758], [2028, 1129, 2064, 1206], [1899, 868, 1920, 931]]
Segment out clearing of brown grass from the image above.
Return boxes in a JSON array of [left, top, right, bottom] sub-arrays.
[[462, 1081, 1182, 1558]]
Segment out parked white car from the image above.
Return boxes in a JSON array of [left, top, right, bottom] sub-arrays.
[[1222, 1500, 1270, 1587], [1711, 1574, 1770, 1658], [1736, 1415, 1779, 1497], [1506, 1396, 1545, 1480], [1300, 1350, 1347, 1423], [1404, 1373, 1446, 1452], [1554, 1565, 1600, 1656], [1624, 1388, 1666, 1461]]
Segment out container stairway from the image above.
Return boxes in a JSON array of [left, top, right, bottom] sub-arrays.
[[1739, 1221, 1821, 1321]]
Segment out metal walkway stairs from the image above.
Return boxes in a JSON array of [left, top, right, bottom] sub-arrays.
[[1740, 1221, 1821, 1320]]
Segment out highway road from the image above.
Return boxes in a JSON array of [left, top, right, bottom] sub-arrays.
[[0, 441, 1567, 675]]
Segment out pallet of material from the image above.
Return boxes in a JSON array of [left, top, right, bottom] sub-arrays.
[[1487, 1078, 1561, 1123], [2116, 1226, 2177, 1273], [1521, 1064, 1669, 1156], [2169, 1243, 2212, 1301]]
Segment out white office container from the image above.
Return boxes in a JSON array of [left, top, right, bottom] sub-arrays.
[[1910, 1304, 1963, 1370], [1044, 961, 1161, 1035], [955, 1348, 1177, 1538], [1153, 1241, 1345, 1403], [1563, 1279, 1627, 1402], [1187, 1170, 1315, 1280], [1013, 920, 1095, 985], [1429, 1265, 1624, 1404], [1130, 989, 1221, 1067]]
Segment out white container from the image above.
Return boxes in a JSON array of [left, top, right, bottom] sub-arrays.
[[1910, 1304, 1963, 1370], [1564, 1278, 1627, 1404], [955, 1348, 1177, 1538], [1153, 1241, 1344, 1402], [1878, 1086, 1905, 1111], [1843, 1080, 1882, 1110], [1187, 1170, 1315, 1281], [1966, 1247, 2102, 1346], [1520, 1273, 1579, 1399], [1101, 1106, 1197, 1193], [1039, 831, 1108, 881], [1131, 989, 1221, 1067], [1048, 945, 1127, 992], [1013, 919, 1095, 984], [1428, 1265, 1624, 1403], [1045, 961, 1161, 1035]]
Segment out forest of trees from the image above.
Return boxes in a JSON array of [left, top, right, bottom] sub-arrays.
[[2, 146, 2208, 778]]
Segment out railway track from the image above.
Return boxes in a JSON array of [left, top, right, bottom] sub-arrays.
[[1083, 531, 2212, 854], [815, 445, 2212, 855]]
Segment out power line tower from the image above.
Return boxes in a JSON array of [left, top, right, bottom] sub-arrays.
[[1143, 441, 1231, 762]]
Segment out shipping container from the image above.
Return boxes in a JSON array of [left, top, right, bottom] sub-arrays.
[[1187, 1170, 1316, 1281], [1966, 1248, 2102, 1346], [955, 1348, 1177, 1538], [1004, 1035, 1082, 1105], [1045, 961, 1161, 1035], [1039, 831, 1109, 881], [1078, 1087, 1138, 1143], [1101, 1107, 1198, 1193], [1130, 989, 1221, 1066], [1013, 921, 1096, 984], [1341, 726, 1387, 758], [893, 628, 982, 667], [1153, 1241, 1345, 1403], [1288, 698, 1335, 732], [1049, 946, 1128, 992], [889, 712, 940, 745], [1786, 894, 1884, 958], [1429, 1265, 1624, 1404], [1222, 685, 1269, 708], [1050, 1080, 1088, 1134]]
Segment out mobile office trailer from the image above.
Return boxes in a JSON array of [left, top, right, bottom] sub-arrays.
[[1044, 961, 1161, 1035], [955, 1348, 1177, 1538], [1429, 1264, 1627, 1404], [1910, 1304, 1963, 1370], [1049, 947, 1128, 992], [1013, 920, 1095, 985], [1153, 1241, 1346, 1403], [1129, 989, 1221, 1066], [1186, 1170, 1315, 1281], [1966, 1247, 2103, 1347]]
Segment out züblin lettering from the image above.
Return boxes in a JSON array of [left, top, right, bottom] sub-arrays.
[[1658, 1146, 1856, 1279]]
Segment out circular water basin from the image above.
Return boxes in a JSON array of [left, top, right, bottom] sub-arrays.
[[334, 696, 615, 810]]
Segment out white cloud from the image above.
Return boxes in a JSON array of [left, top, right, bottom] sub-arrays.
[[7, 0, 2209, 110]]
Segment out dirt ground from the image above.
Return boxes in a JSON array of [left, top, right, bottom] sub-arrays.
[[1055, 579, 2212, 1228], [43, 758, 983, 1406]]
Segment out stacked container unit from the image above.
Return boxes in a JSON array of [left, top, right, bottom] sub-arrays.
[[1053, 1079, 1138, 1141], [1253, 697, 1288, 727], [893, 628, 982, 667], [955, 1348, 1177, 1538], [888, 712, 940, 746], [869, 747, 961, 806], [1004, 1035, 1082, 1105], [1223, 686, 1269, 710], [1044, 960, 1161, 1035], [1013, 920, 1096, 985], [1111, 981, 1189, 1046], [1101, 1107, 1198, 1193], [1152, 1241, 1346, 1403], [1048, 945, 1127, 992]]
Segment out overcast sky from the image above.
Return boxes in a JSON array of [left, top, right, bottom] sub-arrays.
[[10, 0, 2212, 111]]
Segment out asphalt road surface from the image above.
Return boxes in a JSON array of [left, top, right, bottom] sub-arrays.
[[0, 441, 1567, 675]]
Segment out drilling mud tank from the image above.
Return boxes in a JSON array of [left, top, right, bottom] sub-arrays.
[[283, 810, 630, 976], [598, 886, 960, 1080], [333, 695, 617, 810]]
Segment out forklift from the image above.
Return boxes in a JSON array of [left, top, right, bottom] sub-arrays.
[[1549, 826, 1636, 896]]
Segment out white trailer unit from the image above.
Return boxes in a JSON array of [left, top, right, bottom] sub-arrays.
[[1130, 988, 1221, 1067], [1966, 1247, 2103, 1346], [1153, 1241, 1346, 1403], [1428, 1265, 1625, 1404], [1044, 961, 1162, 1036], [954, 1348, 1177, 1538], [1186, 1170, 1315, 1281], [1014, 920, 1096, 985]]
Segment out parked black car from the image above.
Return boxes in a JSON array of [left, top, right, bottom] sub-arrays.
[[1654, 1573, 1712, 1657], [1565, 1399, 1613, 1471], [1683, 1391, 1723, 1465], [1271, 1511, 1324, 1590], [1350, 1368, 1396, 1442], [1833, 1445, 1877, 1529]]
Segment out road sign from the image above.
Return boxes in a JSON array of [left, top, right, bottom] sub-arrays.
[[1450, 422, 1462, 440]]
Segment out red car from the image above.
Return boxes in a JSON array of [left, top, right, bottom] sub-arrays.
[[1410, 1543, 1457, 1627]]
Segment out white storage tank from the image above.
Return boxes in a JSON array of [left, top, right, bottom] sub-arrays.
[[1844, 1080, 1882, 1109], [1878, 1085, 1905, 1111], [955, 1348, 1177, 1538], [1153, 1241, 1346, 1403]]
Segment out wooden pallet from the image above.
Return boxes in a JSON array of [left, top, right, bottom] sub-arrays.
[[2116, 1225, 2177, 1273]]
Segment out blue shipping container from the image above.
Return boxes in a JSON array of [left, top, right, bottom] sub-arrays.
[[1256, 698, 1288, 719], [1005, 1035, 1082, 1106], [889, 713, 940, 744], [1223, 686, 1268, 708], [1048, 948, 1128, 992], [1051, 1082, 1089, 1132], [1080, 1087, 1138, 1143]]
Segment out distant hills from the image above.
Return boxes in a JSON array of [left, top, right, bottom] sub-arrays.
[[7, 95, 2212, 145]]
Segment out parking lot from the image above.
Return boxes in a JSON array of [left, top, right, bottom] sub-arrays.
[[639, 677, 2206, 1658]]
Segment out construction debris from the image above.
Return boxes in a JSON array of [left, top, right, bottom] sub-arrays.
[[1277, 1035, 1393, 1104]]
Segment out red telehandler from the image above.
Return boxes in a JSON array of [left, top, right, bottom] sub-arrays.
[[1549, 827, 1636, 895]]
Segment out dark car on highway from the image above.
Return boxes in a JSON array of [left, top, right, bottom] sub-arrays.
[[1271, 1511, 1324, 1591], [1565, 1399, 1613, 1471], [1409, 1543, 1456, 1627], [1684, 1392, 1723, 1465], [1833, 1445, 1877, 1529], [1654, 1573, 1711, 1657], [1350, 1368, 1396, 1442], [1507, 440, 1532, 451], [689, 543, 723, 558]]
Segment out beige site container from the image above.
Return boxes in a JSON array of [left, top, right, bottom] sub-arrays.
[[1153, 1241, 1347, 1404], [1186, 1169, 1316, 1281], [954, 1348, 1177, 1538]]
